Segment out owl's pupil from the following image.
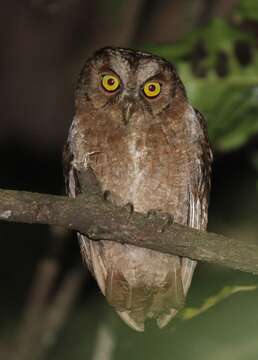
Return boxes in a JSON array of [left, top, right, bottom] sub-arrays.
[[108, 78, 115, 86], [148, 84, 156, 92]]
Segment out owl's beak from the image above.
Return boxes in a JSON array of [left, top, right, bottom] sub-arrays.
[[122, 97, 135, 124]]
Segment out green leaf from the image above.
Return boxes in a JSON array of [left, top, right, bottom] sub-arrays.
[[235, 0, 258, 21], [180, 285, 258, 320]]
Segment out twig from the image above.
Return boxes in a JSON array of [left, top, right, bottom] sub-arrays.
[[37, 268, 83, 360], [13, 258, 60, 360], [12, 226, 71, 360], [91, 324, 115, 360], [0, 188, 257, 275]]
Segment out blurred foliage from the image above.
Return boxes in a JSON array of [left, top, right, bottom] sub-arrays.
[[180, 284, 258, 320], [235, 0, 258, 21], [145, 18, 258, 152]]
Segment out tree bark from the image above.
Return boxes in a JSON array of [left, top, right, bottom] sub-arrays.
[[0, 188, 257, 275]]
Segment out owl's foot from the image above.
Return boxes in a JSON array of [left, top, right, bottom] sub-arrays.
[[103, 190, 134, 218], [103, 190, 114, 203], [121, 202, 134, 221], [123, 202, 134, 215], [103, 190, 123, 205], [147, 210, 174, 233]]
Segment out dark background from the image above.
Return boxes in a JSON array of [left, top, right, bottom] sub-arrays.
[[0, 1, 258, 359]]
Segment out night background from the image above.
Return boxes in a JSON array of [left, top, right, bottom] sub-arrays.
[[0, 1, 258, 359]]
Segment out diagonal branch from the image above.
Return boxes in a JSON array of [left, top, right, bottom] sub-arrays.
[[0, 188, 257, 275]]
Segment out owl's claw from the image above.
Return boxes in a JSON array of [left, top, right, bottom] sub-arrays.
[[103, 190, 113, 203], [147, 210, 174, 233], [123, 202, 134, 214], [123, 203, 134, 221], [103, 191, 134, 217], [103, 190, 123, 206]]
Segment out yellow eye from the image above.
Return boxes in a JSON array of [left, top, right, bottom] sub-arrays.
[[143, 81, 161, 98], [101, 74, 120, 92]]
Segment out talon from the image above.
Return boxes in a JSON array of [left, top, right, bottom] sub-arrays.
[[165, 213, 174, 226], [147, 209, 165, 220], [123, 202, 134, 221], [147, 209, 158, 220], [146, 210, 174, 233], [103, 190, 112, 202], [159, 214, 174, 233], [103, 190, 124, 208], [123, 202, 134, 215]]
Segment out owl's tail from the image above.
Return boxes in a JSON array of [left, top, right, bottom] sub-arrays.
[[156, 258, 197, 330], [82, 237, 196, 332], [117, 308, 178, 332], [115, 259, 196, 332]]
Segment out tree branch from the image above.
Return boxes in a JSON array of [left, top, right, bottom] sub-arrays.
[[0, 188, 257, 275]]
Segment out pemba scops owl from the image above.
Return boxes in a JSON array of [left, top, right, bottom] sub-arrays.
[[63, 47, 212, 332]]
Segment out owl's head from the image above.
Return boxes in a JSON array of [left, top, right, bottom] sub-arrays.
[[76, 47, 187, 124]]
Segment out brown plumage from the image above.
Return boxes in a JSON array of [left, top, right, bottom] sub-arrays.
[[63, 47, 212, 331]]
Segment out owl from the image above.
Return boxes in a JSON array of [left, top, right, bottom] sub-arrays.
[[63, 47, 212, 332]]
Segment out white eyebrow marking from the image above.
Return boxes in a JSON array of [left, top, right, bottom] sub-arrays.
[[136, 61, 161, 85]]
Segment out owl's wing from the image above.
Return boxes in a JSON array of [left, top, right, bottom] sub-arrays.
[[187, 108, 212, 231], [181, 108, 213, 294], [63, 142, 97, 276], [148, 108, 213, 329], [63, 142, 81, 198]]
